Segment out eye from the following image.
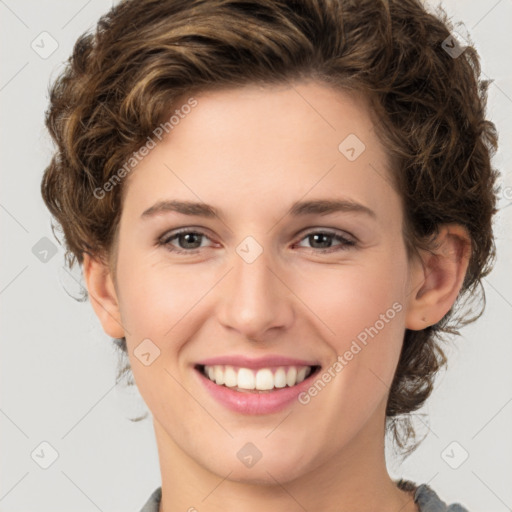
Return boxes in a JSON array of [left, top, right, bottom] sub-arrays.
[[158, 227, 357, 255], [158, 228, 214, 254], [294, 229, 356, 253]]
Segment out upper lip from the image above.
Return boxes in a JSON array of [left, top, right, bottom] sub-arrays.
[[195, 355, 320, 369]]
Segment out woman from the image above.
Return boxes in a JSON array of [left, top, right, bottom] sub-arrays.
[[41, 0, 499, 510]]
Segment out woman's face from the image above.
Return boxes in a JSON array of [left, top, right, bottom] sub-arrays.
[[104, 81, 422, 483]]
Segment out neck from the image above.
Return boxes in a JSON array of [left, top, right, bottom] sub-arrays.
[[154, 400, 417, 512]]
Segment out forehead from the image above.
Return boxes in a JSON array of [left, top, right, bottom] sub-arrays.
[[121, 81, 399, 224]]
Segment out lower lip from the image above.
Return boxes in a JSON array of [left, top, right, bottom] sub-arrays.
[[194, 367, 319, 415]]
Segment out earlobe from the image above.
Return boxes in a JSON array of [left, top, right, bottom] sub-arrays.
[[405, 224, 471, 331], [82, 252, 126, 339]]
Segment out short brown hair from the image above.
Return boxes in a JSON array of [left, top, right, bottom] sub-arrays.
[[41, 0, 499, 456]]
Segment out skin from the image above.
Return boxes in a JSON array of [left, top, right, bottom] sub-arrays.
[[83, 80, 470, 512]]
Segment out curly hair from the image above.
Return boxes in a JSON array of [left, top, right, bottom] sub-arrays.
[[41, 0, 499, 457]]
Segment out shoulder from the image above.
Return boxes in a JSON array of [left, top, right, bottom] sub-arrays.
[[139, 486, 162, 512], [396, 479, 471, 512], [415, 483, 471, 512]]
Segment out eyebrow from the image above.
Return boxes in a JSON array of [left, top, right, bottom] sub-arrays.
[[141, 198, 376, 220]]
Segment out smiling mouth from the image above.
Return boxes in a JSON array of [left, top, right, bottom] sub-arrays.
[[195, 364, 322, 393]]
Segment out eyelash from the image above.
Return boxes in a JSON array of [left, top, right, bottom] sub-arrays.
[[157, 228, 357, 255]]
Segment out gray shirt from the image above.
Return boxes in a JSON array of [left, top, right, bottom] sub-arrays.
[[139, 479, 470, 511]]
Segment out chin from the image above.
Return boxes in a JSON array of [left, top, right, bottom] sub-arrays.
[[203, 451, 315, 486]]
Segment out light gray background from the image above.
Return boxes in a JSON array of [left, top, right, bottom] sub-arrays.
[[1, 1, 511, 511]]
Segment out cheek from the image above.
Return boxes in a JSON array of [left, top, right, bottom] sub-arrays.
[[295, 249, 408, 401], [115, 245, 207, 336], [294, 253, 407, 344]]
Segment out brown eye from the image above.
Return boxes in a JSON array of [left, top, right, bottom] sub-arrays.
[[295, 230, 356, 253], [159, 229, 212, 253]]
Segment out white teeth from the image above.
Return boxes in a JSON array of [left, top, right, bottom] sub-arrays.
[[223, 365, 238, 387], [214, 366, 224, 385], [237, 368, 255, 389], [255, 369, 274, 390], [202, 365, 315, 391], [286, 366, 297, 387], [274, 367, 287, 388], [296, 367, 308, 384]]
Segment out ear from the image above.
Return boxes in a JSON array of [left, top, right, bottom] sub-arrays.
[[82, 252, 125, 339], [405, 224, 471, 330]]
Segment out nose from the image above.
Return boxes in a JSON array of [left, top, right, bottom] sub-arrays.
[[216, 244, 295, 341]]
